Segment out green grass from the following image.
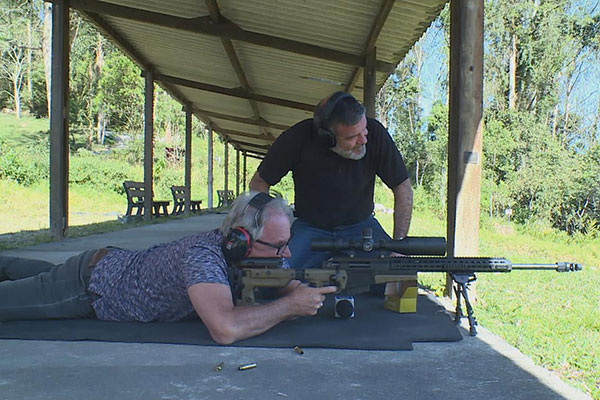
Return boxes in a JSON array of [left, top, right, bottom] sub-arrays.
[[0, 179, 126, 233], [475, 220, 599, 398], [0, 113, 49, 147], [0, 179, 155, 250]]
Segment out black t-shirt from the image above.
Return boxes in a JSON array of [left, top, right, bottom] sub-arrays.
[[257, 118, 409, 229]]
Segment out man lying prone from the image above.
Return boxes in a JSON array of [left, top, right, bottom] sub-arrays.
[[0, 192, 336, 344]]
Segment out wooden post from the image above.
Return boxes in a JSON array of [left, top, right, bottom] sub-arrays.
[[363, 46, 377, 118], [242, 151, 247, 191], [207, 124, 214, 209], [224, 139, 229, 192], [143, 70, 154, 222], [49, 0, 69, 239], [446, 0, 484, 295], [235, 149, 240, 196], [184, 106, 192, 216]]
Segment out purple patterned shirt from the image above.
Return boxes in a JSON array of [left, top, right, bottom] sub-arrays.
[[89, 229, 231, 322]]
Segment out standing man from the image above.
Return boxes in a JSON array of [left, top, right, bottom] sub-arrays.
[[250, 91, 413, 269]]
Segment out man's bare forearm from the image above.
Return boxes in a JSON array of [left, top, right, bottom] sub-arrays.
[[249, 172, 271, 192], [225, 283, 333, 343], [189, 284, 295, 345], [189, 283, 335, 345], [225, 298, 297, 343], [393, 179, 413, 239]]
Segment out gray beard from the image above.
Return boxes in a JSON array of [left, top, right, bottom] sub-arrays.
[[331, 144, 367, 160]]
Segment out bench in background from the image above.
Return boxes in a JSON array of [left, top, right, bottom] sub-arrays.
[[123, 181, 170, 217], [170, 186, 202, 215], [216, 190, 236, 209]]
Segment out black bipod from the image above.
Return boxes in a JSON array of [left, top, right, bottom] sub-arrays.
[[451, 273, 478, 336]]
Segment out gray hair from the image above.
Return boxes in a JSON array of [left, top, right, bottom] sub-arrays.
[[220, 191, 293, 240]]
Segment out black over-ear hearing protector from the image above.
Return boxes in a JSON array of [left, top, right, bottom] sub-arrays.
[[315, 92, 353, 148], [222, 192, 275, 263]]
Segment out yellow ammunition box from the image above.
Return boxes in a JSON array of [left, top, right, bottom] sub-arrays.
[[384, 279, 418, 313]]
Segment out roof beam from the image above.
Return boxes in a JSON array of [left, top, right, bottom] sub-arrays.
[[218, 127, 272, 142], [81, 11, 219, 131], [229, 140, 270, 154], [345, 0, 396, 93], [204, 0, 273, 139], [83, 16, 287, 136], [230, 141, 270, 150], [205, 120, 272, 152], [244, 152, 266, 160], [153, 73, 315, 112], [84, 12, 149, 71], [77, 6, 278, 153], [191, 108, 288, 131], [60, 0, 396, 73]]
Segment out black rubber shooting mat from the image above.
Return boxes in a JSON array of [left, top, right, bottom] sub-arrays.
[[0, 294, 462, 350]]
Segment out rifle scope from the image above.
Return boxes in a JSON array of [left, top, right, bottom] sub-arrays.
[[311, 228, 447, 256]]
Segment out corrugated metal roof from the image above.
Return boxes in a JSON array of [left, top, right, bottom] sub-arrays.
[[68, 0, 447, 156]]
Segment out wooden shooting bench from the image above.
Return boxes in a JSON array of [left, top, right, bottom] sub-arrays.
[[170, 185, 202, 215], [122, 180, 171, 217], [216, 190, 236, 209]]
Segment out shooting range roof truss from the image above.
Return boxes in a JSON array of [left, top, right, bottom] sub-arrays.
[[63, 0, 447, 155]]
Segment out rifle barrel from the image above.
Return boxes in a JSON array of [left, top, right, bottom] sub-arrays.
[[511, 262, 582, 272]]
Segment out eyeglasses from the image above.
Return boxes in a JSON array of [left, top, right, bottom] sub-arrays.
[[254, 235, 292, 256]]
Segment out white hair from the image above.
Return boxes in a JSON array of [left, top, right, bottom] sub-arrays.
[[220, 191, 293, 240]]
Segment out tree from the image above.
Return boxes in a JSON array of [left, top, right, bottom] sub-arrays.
[[477, 0, 600, 233], [41, 1, 51, 116], [424, 101, 449, 212], [95, 52, 144, 135], [0, 1, 37, 118], [382, 46, 427, 187], [482, 111, 520, 217], [68, 15, 103, 148]]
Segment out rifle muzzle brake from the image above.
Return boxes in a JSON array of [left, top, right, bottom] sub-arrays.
[[556, 262, 582, 272]]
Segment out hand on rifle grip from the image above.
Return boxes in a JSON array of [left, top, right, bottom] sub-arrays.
[[285, 284, 337, 316]]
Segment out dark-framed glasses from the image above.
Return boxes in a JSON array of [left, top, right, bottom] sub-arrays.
[[254, 235, 292, 256]]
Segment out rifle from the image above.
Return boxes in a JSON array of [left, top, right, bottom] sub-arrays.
[[229, 230, 582, 336]]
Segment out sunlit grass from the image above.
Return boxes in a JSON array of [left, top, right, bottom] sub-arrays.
[[0, 180, 49, 233], [0, 180, 151, 250], [0, 113, 49, 147], [0, 180, 125, 235]]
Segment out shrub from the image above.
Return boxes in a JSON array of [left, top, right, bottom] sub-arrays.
[[0, 139, 48, 185], [69, 154, 139, 194]]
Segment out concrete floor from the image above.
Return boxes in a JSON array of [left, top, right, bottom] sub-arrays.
[[0, 214, 591, 400]]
